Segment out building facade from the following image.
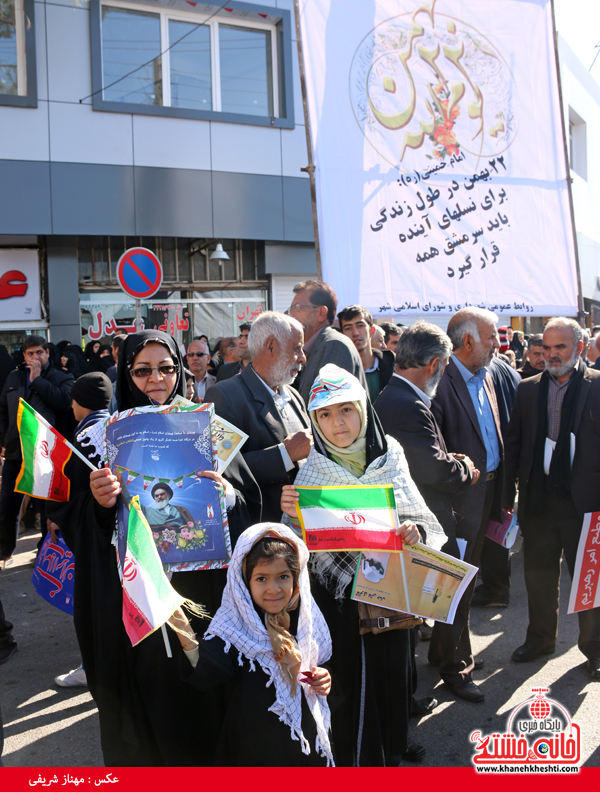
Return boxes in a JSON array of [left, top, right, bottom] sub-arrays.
[[0, 0, 316, 351]]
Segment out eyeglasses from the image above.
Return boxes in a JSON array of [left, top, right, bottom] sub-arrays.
[[187, 352, 209, 358], [129, 365, 179, 379], [289, 302, 317, 313]]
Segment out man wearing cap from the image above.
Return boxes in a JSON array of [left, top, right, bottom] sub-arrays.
[[51, 370, 113, 689]]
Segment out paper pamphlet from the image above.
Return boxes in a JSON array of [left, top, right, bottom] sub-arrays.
[[351, 542, 478, 625]]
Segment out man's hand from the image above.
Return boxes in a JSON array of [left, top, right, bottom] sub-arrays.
[[453, 453, 480, 485], [283, 429, 312, 462], [27, 357, 43, 383]]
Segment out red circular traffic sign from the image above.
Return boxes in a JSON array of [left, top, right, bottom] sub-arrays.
[[116, 247, 163, 299]]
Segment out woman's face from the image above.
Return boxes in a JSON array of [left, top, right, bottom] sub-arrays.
[[315, 401, 361, 448], [92, 342, 100, 355], [130, 342, 178, 405], [61, 355, 68, 367]]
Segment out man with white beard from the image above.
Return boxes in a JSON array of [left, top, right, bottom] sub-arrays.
[[503, 317, 600, 678], [205, 311, 312, 522]]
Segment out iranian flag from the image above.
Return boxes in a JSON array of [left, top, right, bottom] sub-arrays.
[[15, 399, 73, 501], [122, 497, 185, 646], [295, 484, 401, 553]]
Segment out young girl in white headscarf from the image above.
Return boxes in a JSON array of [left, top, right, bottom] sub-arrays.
[[281, 364, 446, 767], [170, 523, 335, 767]]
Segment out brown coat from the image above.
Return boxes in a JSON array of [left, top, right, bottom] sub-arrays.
[[503, 366, 600, 519], [430, 357, 504, 550]]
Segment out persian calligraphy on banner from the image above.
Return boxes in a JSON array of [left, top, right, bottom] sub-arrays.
[[31, 532, 75, 616], [568, 512, 600, 614], [298, 0, 578, 316]]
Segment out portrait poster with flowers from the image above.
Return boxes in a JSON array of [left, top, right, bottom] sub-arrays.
[[105, 404, 231, 574], [298, 0, 578, 318]]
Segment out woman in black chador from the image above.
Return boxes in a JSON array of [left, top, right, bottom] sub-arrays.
[[47, 330, 261, 766]]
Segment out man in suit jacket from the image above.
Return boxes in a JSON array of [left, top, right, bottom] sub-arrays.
[[429, 308, 503, 702], [186, 339, 216, 400], [375, 321, 482, 700], [205, 312, 311, 522], [503, 317, 600, 679], [338, 305, 395, 403], [289, 280, 367, 405]]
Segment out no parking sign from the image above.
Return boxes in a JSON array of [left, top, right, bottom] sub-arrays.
[[116, 247, 163, 300]]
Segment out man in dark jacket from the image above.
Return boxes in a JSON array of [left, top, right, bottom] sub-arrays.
[[0, 335, 73, 559], [518, 334, 545, 379], [338, 304, 394, 402]]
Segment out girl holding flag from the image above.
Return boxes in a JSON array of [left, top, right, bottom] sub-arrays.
[[170, 524, 335, 766], [281, 364, 446, 767], [47, 330, 261, 766]]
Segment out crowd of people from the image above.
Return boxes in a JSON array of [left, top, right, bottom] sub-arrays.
[[0, 278, 599, 767]]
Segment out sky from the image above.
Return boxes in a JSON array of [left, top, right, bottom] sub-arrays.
[[554, 0, 600, 82]]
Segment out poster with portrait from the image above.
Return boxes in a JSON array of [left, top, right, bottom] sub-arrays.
[[105, 405, 231, 573]]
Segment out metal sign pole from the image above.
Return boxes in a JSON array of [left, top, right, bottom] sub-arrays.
[[550, 0, 586, 326], [294, 0, 322, 281], [135, 298, 142, 330]]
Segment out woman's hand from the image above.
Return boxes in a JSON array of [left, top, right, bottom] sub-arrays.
[[305, 666, 331, 696], [198, 470, 235, 506], [281, 485, 300, 518], [396, 520, 420, 545], [90, 465, 121, 509]]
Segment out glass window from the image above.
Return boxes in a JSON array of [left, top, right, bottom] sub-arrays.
[[0, 0, 26, 96], [101, 6, 162, 105], [219, 25, 272, 116], [169, 20, 211, 110]]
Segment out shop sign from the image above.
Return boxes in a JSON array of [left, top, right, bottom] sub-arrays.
[[0, 250, 41, 322]]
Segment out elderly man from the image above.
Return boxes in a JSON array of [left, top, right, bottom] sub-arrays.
[[375, 322, 482, 700], [504, 317, 600, 678], [518, 334, 545, 379], [205, 312, 311, 521], [217, 328, 252, 382], [371, 324, 387, 351], [588, 332, 600, 368], [338, 305, 395, 402], [289, 280, 366, 405], [187, 339, 215, 401], [429, 308, 503, 702]]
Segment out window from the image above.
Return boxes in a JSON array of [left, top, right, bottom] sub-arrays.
[[569, 106, 587, 181], [90, 0, 294, 128], [77, 236, 266, 288], [0, 0, 37, 107]]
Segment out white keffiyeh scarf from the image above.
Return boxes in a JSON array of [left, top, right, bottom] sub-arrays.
[[204, 523, 334, 765], [284, 436, 447, 601]]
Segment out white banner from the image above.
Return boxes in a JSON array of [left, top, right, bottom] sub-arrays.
[[298, 0, 578, 317], [0, 249, 41, 322]]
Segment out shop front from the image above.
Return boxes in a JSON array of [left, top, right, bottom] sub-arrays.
[[0, 247, 47, 352]]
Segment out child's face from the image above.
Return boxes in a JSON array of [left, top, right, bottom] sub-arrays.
[[315, 401, 361, 448], [249, 557, 295, 614]]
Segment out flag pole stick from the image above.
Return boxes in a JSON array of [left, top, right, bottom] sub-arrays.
[[20, 399, 98, 471]]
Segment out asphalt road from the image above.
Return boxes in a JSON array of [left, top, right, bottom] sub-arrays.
[[1, 529, 598, 768]]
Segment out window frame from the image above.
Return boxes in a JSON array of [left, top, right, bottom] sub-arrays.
[[0, 0, 38, 108], [90, 0, 294, 128]]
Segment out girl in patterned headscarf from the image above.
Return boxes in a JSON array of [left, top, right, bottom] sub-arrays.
[[170, 522, 335, 766], [281, 364, 446, 767]]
